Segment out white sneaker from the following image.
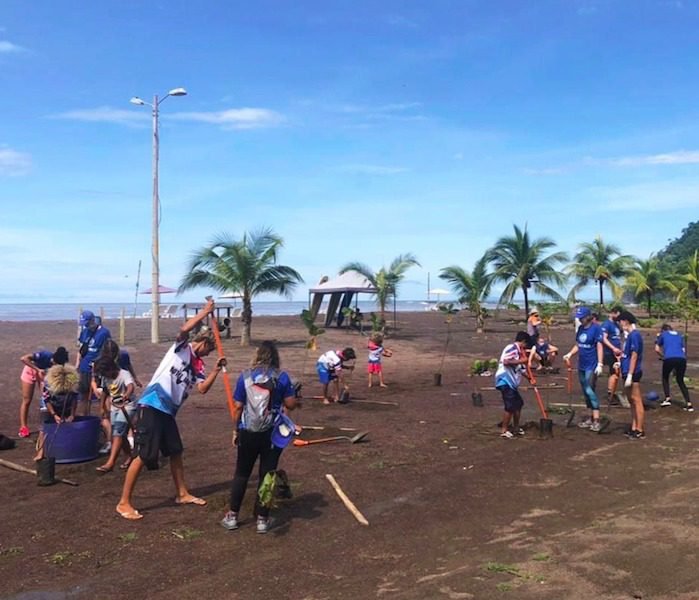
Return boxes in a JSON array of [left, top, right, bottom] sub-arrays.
[[220, 511, 239, 530], [578, 418, 592, 429], [98, 442, 112, 455], [500, 431, 514, 439], [660, 398, 672, 407], [256, 516, 273, 534]]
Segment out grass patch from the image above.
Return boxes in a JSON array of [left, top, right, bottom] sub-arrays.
[[119, 532, 138, 543], [485, 562, 521, 576], [0, 547, 24, 557], [532, 552, 550, 562], [48, 551, 73, 566], [496, 582, 513, 592], [171, 527, 203, 541]]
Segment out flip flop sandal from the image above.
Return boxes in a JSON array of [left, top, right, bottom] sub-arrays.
[[96, 465, 113, 474]]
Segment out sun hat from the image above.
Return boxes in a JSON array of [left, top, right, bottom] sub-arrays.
[[79, 310, 95, 326], [529, 308, 539, 315], [575, 306, 591, 320], [271, 412, 296, 449]]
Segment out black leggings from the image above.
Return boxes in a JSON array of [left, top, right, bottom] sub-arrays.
[[662, 358, 690, 403], [229, 429, 282, 518]]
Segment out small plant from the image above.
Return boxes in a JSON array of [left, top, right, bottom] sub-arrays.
[[532, 552, 550, 562], [0, 547, 23, 557], [300, 309, 325, 351], [471, 358, 498, 376], [48, 551, 73, 566], [171, 527, 203, 541], [369, 312, 385, 333], [485, 562, 521, 576], [496, 582, 513, 592], [119, 533, 138, 543]]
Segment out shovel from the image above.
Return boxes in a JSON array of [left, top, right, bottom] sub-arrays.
[[527, 367, 553, 438], [565, 357, 576, 427], [293, 431, 369, 446]]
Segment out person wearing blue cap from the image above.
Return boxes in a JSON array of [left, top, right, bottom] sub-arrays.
[[563, 306, 604, 431], [221, 340, 298, 534], [76, 310, 111, 419], [618, 311, 645, 439]]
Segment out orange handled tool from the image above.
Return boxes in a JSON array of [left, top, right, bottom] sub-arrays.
[[206, 297, 236, 421], [526, 366, 549, 420]]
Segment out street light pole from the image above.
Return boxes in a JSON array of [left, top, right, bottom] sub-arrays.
[[130, 88, 187, 344], [151, 94, 160, 345]]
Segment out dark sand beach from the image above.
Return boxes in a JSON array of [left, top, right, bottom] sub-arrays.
[[1, 311, 697, 599]]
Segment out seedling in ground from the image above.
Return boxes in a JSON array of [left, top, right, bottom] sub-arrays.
[[171, 527, 203, 541], [119, 533, 138, 543], [0, 547, 23, 558], [532, 552, 550, 562], [48, 551, 73, 566], [485, 562, 521, 576]]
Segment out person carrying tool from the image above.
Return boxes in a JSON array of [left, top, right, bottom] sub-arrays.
[[116, 298, 226, 520], [367, 332, 393, 388], [93, 340, 137, 474], [601, 306, 624, 406], [221, 340, 298, 534], [655, 324, 692, 412], [495, 331, 531, 439], [34, 363, 79, 461], [562, 306, 604, 432], [316, 347, 356, 404], [619, 311, 645, 439]]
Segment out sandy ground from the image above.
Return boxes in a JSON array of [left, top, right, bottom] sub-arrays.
[[0, 310, 698, 600]]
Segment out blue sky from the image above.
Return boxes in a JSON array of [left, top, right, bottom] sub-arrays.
[[1, 0, 698, 304]]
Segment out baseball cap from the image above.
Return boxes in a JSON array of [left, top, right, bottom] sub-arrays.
[[79, 310, 95, 325], [575, 306, 591, 320]]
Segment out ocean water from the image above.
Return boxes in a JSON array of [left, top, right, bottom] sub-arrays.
[[0, 300, 439, 322]]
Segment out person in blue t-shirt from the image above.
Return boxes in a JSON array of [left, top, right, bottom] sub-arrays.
[[600, 306, 624, 406], [655, 324, 692, 412], [76, 310, 112, 416], [563, 306, 604, 431], [18, 346, 69, 438], [221, 340, 298, 534], [619, 311, 645, 439]]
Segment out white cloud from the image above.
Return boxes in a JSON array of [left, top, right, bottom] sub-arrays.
[[51, 106, 148, 126], [0, 40, 25, 53], [169, 108, 284, 129], [593, 181, 699, 212], [606, 150, 699, 167], [0, 147, 31, 176], [338, 164, 408, 175]]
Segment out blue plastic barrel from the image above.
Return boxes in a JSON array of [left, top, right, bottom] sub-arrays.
[[42, 416, 101, 464]]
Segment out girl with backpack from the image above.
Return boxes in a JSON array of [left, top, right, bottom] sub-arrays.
[[221, 340, 298, 534]]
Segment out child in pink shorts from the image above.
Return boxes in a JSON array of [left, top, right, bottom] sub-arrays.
[[367, 333, 393, 388]]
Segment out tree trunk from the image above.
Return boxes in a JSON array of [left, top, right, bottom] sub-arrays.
[[240, 298, 252, 346], [522, 286, 530, 316], [598, 281, 604, 307], [647, 292, 652, 318]]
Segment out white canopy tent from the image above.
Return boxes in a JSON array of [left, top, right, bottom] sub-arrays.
[[308, 271, 377, 327]]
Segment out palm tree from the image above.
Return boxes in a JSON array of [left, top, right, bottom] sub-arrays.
[[439, 254, 493, 332], [625, 254, 676, 317], [178, 228, 303, 346], [676, 250, 699, 302], [486, 225, 568, 316], [339, 254, 420, 321], [566, 235, 632, 306]]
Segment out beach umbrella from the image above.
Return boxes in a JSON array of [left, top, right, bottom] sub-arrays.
[[218, 292, 243, 299], [141, 285, 177, 295], [428, 288, 450, 300]]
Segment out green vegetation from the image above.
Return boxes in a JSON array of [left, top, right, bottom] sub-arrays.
[[440, 254, 493, 332], [340, 253, 420, 320], [658, 221, 699, 268], [171, 527, 203, 541], [486, 224, 568, 315], [179, 227, 303, 346]]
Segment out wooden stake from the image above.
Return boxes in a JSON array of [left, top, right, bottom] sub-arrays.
[[325, 473, 369, 526], [0, 458, 79, 486]]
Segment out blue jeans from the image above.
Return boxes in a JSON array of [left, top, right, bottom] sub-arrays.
[[578, 369, 600, 410]]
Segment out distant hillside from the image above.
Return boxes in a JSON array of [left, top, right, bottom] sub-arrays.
[[658, 221, 699, 268]]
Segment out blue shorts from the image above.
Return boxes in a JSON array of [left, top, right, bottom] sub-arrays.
[[498, 385, 523, 413], [111, 406, 136, 437], [316, 363, 335, 385]]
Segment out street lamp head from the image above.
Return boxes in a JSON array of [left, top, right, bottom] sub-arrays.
[[130, 97, 146, 105], [168, 87, 187, 97]]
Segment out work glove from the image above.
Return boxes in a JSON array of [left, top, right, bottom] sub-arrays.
[[594, 363, 603, 377], [624, 374, 633, 388], [562, 353, 572, 363]]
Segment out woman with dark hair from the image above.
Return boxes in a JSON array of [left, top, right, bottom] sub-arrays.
[[655, 324, 693, 412], [18, 346, 69, 438], [221, 340, 298, 534], [619, 311, 645, 439]]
